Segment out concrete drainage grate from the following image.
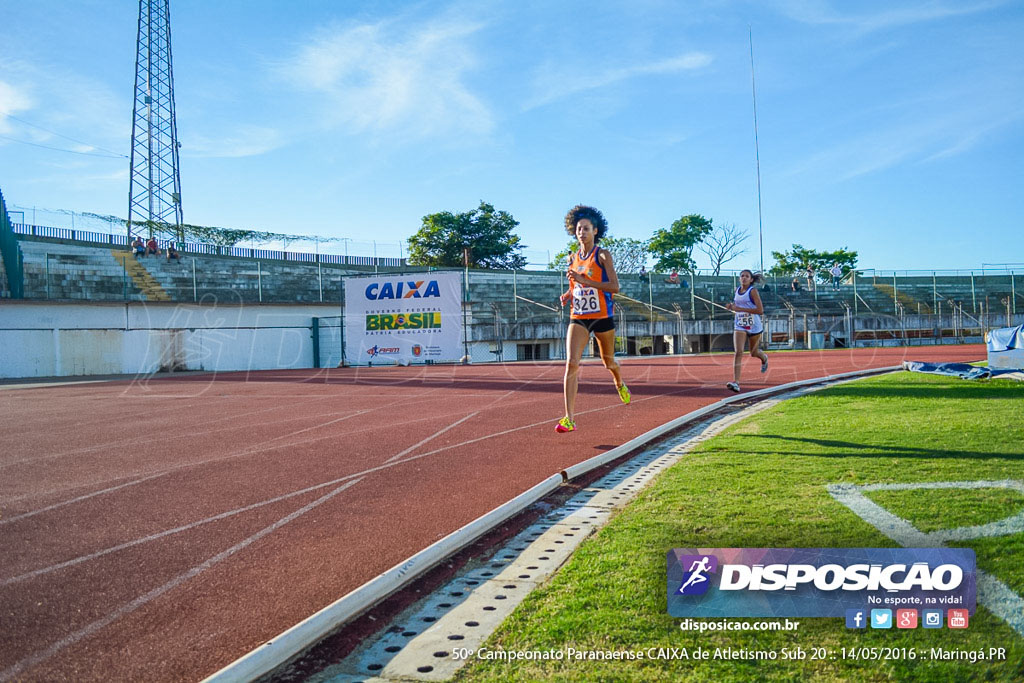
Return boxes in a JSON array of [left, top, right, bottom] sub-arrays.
[[311, 396, 793, 682]]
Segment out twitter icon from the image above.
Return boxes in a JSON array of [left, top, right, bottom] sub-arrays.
[[871, 609, 893, 629]]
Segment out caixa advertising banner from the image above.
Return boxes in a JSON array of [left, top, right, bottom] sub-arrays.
[[667, 548, 976, 618], [344, 272, 463, 365]]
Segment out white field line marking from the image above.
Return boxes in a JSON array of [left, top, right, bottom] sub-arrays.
[[385, 412, 480, 464], [855, 480, 1024, 543], [2, 472, 377, 586], [828, 481, 1024, 637], [0, 478, 364, 682]]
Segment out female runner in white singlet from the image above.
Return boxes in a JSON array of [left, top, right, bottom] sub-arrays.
[[725, 269, 768, 392]]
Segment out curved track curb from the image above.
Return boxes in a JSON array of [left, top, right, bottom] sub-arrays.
[[203, 365, 900, 682]]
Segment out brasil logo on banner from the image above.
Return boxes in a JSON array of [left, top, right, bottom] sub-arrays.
[[667, 548, 976, 617]]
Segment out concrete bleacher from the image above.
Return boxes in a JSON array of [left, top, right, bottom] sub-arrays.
[[137, 251, 360, 304], [19, 238, 145, 301], [9, 235, 1022, 325]]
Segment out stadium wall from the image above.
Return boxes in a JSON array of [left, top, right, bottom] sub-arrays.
[[0, 301, 339, 379]]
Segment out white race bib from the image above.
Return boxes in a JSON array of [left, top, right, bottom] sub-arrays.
[[572, 285, 601, 315], [736, 313, 753, 329]]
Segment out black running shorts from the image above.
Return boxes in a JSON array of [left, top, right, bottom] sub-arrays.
[[569, 317, 615, 334]]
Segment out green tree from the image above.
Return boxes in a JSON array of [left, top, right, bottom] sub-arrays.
[[407, 201, 527, 269], [547, 236, 649, 273], [769, 244, 858, 279], [647, 214, 713, 272]]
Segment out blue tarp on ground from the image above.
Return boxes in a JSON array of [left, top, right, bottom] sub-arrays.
[[987, 324, 1024, 352], [902, 361, 1020, 380]]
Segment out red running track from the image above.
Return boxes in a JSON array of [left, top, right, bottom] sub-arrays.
[[0, 345, 983, 681]]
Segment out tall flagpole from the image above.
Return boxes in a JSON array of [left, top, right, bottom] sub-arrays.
[[749, 27, 764, 275]]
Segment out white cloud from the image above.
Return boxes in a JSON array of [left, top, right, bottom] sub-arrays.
[[278, 16, 492, 141], [525, 52, 713, 110], [0, 79, 35, 134], [184, 126, 286, 158], [0, 58, 124, 149], [769, 0, 1009, 35]]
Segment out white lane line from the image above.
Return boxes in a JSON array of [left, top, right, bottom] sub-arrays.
[[0, 473, 171, 527], [1, 409, 376, 514], [257, 410, 373, 444], [0, 477, 364, 682], [2, 473, 375, 586], [1, 385, 448, 469], [2, 376, 730, 523], [385, 412, 480, 464], [0, 405, 376, 470]]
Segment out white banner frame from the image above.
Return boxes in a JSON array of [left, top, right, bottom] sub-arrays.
[[343, 271, 463, 365]]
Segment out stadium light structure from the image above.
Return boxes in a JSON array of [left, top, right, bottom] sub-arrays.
[[127, 0, 183, 242]]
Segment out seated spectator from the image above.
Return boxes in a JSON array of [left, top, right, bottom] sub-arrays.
[[791, 277, 802, 292], [665, 269, 680, 285], [131, 236, 145, 257], [146, 237, 160, 256], [639, 264, 647, 281], [166, 243, 180, 262]]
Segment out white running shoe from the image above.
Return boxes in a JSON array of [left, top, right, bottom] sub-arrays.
[[726, 382, 740, 393]]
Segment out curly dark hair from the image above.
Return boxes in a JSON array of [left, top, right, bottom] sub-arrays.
[[564, 205, 608, 243]]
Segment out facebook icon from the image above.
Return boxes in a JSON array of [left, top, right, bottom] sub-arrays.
[[846, 609, 867, 629]]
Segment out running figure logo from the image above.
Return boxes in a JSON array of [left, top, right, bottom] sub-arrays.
[[676, 554, 718, 595]]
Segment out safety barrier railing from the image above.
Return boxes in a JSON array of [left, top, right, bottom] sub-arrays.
[[11, 223, 406, 268]]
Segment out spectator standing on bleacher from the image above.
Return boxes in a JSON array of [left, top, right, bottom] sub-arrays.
[[830, 262, 842, 290], [132, 236, 145, 258], [146, 237, 160, 257], [805, 264, 815, 291]]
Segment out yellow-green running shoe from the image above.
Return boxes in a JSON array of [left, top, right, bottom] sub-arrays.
[[618, 383, 631, 404], [555, 416, 576, 433]]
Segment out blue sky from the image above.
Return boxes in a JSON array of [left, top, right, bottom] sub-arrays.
[[1, 0, 1021, 271]]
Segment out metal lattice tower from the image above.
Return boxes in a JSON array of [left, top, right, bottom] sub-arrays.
[[127, 0, 183, 241]]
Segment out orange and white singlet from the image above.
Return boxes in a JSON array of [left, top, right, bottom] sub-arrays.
[[569, 246, 614, 319]]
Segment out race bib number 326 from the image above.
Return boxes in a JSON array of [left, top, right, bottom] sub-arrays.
[[573, 285, 601, 315]]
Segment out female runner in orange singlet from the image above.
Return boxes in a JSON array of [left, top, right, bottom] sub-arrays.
[[555, 205, 630, 433]]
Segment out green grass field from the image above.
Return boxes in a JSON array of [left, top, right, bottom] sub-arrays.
[[456, 372, 1024, 682]]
